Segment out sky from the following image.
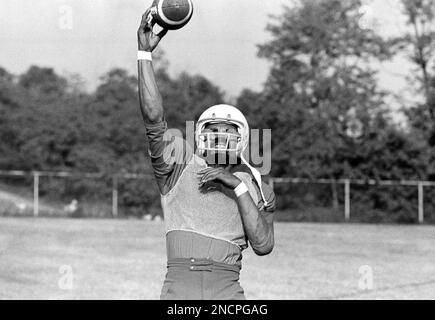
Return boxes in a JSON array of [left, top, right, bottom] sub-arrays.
[[0, 0, 418, 109]]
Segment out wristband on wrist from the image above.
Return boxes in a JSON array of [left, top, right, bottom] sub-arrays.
[[234, 182, 248, 198], [137, 51, 152, 61]]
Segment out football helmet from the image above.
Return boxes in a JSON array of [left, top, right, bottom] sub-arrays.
[[195, 104, 269, 206], [196, 104, 249, 156]]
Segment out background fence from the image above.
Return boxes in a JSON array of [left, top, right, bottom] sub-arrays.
[[0, 170, 434, 223], [270, 177, 435, 224]]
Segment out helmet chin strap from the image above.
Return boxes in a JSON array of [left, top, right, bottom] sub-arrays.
[[240, 152, 268, 207]]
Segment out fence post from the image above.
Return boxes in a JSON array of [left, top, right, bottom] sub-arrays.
[[344, 179, 350, 222], [418, 182, 424, 224], [269, 177, 275, 190], [112, 175, 118, 218], [33, 172, 39, 217]]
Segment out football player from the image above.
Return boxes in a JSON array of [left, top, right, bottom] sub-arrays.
[[137, 8, 276, 300]]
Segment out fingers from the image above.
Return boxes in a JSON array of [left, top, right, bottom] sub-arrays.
[[198, 169, 215, 185], [198, 171, 215, 184], [139, 8, 154, 33], [197, 167, 221, 176], [198, 167, 213, 174], [139, 9, 150, 30], [147, 13, 156, 29], [198, 168, 223, 186], [199, 174, 218, 187], [201, 172, 218, 183]]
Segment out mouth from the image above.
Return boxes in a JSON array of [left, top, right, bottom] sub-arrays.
[[214, 143, 227, 149]]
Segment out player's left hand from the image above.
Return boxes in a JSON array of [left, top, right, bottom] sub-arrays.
[[197, 167, 241, 190]]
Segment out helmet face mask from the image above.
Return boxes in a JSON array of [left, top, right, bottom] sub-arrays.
[[195, 105, 250, 161], [199, 122, 241, 154]]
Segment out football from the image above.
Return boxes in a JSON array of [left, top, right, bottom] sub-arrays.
[[151, 0, 193, 30]]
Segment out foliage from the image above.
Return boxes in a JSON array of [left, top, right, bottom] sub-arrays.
[[1, 0, 435, 222], [238, 0, 432, 222], [0, 58, 224, 217]]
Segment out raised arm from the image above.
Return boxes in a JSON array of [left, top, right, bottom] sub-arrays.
[[137, 9, 168, 124], [137, 11, 192, 194]]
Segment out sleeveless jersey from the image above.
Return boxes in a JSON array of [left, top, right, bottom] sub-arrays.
[[161, 154, 259, 249]]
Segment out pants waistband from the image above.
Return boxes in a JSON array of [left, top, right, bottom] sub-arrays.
[[167, 258, 241, 273]]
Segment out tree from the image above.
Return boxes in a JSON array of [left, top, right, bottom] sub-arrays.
[[162, 72, 224, 130], [400, 0, 435, 106], [237, 0, 430, 219], [1, 49, 230, 216], [0, 67, 23, 169], [19, 66, 67, 97], [398, 0, 435, 177], [251, 0, 392, 179]]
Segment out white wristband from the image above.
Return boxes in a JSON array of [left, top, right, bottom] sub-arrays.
[[234, 182, 248, 198], [138, 51, 152, 61]]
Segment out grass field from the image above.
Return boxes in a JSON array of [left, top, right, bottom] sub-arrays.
[[0, 217, 435, 300]]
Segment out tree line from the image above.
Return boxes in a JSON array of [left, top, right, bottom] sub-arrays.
[[1, 0, 434, 222]]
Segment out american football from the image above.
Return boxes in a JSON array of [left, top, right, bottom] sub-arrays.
[[151, 0, 193, 30]]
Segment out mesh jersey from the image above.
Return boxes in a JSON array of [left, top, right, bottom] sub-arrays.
[[161, 154, 261, 249], [145, 119, 276, 258]]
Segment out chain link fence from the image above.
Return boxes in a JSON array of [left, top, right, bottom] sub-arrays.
[[1, 170, 434, 223]]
